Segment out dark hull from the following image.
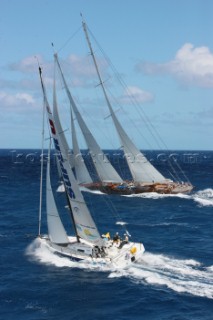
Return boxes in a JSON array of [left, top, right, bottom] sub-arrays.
[[81, 181, 193, 195]]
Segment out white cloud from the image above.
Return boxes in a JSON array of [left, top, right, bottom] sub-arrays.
[[120, 86, 154, 104], [136, 43, 213, 88], [9, 55, 44, 73], [0, 91, 35, 110]]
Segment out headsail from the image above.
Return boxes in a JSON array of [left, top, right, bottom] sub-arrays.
[[54, 53, 123, 184], [82, 20, 167, 183], [71, 109, 93, 184], [46, 142, 69, 244], [39, 67, 103, 246]]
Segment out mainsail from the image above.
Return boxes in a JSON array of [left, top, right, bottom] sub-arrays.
[[53, 68, 74, 170], [53, 64, 92, 184], [82, 20, 167, 183], [54, 53, 123, 184], [39, 67, 103, 246]]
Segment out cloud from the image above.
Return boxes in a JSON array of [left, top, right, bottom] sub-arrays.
[[0, 91, 36, 111], [152, 106, 213, 127], [120, 86, 154, 104], [136, 43, 213, 88], [9, 55, 44, 73]]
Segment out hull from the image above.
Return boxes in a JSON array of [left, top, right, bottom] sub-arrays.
[[81, 181, 193, 195], [40, 235, 145, 267]]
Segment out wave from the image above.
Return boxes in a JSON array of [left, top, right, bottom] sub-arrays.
[[125, 188, 213, 207], [116, 221, 128, 226], [26, 239, 213, 300]]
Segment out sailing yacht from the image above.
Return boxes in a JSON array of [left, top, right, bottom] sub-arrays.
[[52, 19, 193, 195], [38, 67, 145, 266]]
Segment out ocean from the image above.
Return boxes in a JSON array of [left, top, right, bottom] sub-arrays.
[[0, 149, 213, 320]]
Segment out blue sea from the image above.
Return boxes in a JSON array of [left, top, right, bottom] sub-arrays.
[[0, 149, 213, 320]]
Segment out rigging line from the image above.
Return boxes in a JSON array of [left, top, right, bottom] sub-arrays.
[[57, 26, 82, 54], [100, 193, 130, 236], [83, 25, 168, 182], [88, 26, 171, 150], [87, 27, 191, 183], [106, 60, 189, 182], [106, 86, 153, 149], [84, 27, 160, 153]]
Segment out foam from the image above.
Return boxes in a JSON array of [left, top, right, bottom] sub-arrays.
[[113, 252, 213, 299], [26, 239, 213, 299], [116, 221, 128, 226], [26, 238, 112, 272], [124, 188, 213, 207], [192, 188, 213, 207]]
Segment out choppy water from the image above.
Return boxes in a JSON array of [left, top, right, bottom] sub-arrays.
[[0, 149, 213, 320]]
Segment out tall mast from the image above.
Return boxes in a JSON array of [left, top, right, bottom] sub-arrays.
[[81, 19, 166, 183], [81, 18, 112, 115], [38, 72, 45, 237]]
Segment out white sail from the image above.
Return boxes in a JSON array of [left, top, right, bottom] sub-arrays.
[[53, 71, 74, 170], [54, 54, 123, 184], [53, 79, 102, 245], [39, 67, 103, 245], [108, 105, 166, 183], [71, 110, 93, 184], [46, 145, 69, 244], [82, 20, 166, 183]]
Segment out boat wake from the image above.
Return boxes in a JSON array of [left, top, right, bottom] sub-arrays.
[[110, 252, 213, 299], [26, 238, 113, 271], [193, 188, 213, 206], [125, 188, 213, 207], [26, 239, 213, 299]]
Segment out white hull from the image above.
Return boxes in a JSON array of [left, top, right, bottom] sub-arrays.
[[40, 235, 145, 267]]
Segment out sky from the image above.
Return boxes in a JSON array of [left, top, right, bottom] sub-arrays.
[[1, 0, 213, 150]]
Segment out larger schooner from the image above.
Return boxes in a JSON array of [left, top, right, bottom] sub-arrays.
[[52, 18, 193, 195]]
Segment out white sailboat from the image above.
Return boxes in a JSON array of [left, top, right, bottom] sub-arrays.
[[52, 19, 193, 195], [38, 66, 145, 265]]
